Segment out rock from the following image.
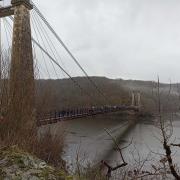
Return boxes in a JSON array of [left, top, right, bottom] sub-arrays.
[[0, 146, 72, 180]]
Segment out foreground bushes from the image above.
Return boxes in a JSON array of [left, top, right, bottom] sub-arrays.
[[0, 123, 65, 169]]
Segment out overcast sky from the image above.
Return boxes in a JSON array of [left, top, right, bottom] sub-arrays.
[[3, 0, 180, 82]]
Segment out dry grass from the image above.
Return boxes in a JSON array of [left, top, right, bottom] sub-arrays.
[[0, 51, 66, 169], [0, 124, 66, 169], [35, 129, 66, 168]]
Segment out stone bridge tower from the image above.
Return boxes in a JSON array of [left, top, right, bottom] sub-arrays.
[[131, 91, 141, 109], [0, 0, 35, 133]]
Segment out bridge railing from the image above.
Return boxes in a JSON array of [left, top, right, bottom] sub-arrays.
[[36, 105, 139, 126]]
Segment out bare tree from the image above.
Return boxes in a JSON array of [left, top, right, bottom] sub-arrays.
[[156, 77, 180, 179]]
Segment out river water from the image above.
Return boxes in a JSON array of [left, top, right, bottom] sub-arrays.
[[40, 112, 180, 172]]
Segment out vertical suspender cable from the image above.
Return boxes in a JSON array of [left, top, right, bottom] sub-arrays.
[[32, 2, 111, 105]]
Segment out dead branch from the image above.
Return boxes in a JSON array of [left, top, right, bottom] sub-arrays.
[[163, 140, 180, 179], [101, 160, 127, 178], [171, 143, 180, 147], [101, 128, 128, 178], [104, 128, 126, 163], [156, 77, 180, 180]]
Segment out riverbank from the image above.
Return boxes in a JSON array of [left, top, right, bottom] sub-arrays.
[[2, 112, 180, 179], [0, 146, 72, 180]]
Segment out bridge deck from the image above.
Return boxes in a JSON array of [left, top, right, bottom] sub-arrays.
[[37, 105, 139, 126]]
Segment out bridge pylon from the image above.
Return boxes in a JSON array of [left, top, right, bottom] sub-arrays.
[[131, 91, 141, 109], [0, 0, 35, 133]]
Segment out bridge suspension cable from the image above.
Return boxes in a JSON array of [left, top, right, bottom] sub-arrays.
[[32, 11, 67, 78], [6, 15, 99, 106], [31, 12, 101, 106], [31, 10, 96, 106], [5, 2, 110, 105], [32, 38, 99, 106], [32, 2, 111, 105], [31, 12, 59, 79]]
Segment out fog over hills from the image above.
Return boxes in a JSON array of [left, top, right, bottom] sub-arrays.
[[36, 76, 180, 113]]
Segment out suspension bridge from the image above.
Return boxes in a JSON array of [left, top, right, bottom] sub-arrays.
[[0, 0, 141, 128]]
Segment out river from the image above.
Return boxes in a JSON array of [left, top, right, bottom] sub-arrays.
[[39, 112, 180, 173]]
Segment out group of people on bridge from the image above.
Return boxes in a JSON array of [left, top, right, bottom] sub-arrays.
[[38, 105, 139, 122]]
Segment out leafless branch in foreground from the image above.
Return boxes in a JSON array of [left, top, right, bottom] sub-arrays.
[[156, 77, 180, 180], [101, 128, 128, 179]]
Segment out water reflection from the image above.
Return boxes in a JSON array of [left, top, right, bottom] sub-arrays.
[[63, 113, 180, 171]]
